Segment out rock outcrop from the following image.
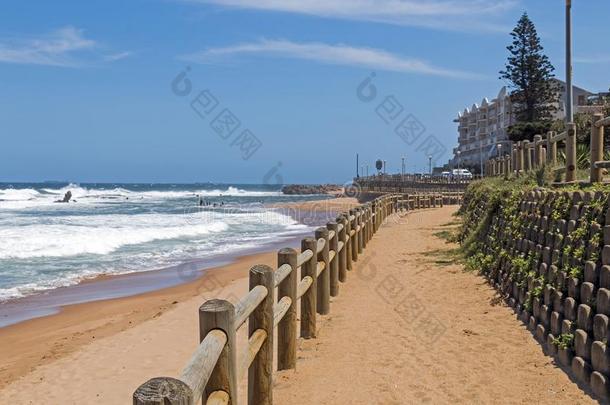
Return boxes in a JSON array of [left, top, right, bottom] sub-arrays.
[[281, 184, 342, 195]]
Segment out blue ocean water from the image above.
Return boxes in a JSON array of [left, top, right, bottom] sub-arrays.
[[0, 182, 329, 301]]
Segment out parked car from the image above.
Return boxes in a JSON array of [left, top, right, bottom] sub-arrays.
[[441, 171, 452, 177], [452, 169, 473, 178]]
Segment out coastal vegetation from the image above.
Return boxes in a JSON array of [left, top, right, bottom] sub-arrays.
[[458, 171, 608, 281]]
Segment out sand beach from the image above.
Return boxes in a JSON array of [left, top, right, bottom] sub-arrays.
[[0, 203, 595, 404]]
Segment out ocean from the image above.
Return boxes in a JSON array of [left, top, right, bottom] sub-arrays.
[[0, 182, 331, 304]]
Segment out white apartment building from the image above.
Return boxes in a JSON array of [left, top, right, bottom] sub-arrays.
[[449, 79, 591, 172]]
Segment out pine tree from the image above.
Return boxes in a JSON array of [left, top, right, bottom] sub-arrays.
[[500, 13, 559, 141]]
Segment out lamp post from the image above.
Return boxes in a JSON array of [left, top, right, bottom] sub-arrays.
[[383, 160, 387, 174], [565, 0, 573, 123], [428, 155, 432, 174], [401, 156, 405, 178]]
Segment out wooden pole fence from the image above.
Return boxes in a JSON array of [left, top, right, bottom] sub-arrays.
[[132, 193, 461, 405]]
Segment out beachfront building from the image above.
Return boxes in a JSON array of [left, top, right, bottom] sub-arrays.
[[449, 79, 592, 172]]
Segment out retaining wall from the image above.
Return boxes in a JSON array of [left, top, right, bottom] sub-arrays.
[[461, 186, 610, 400]]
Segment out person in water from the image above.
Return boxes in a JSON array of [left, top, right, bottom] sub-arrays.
[[55, 190, 72, 203]]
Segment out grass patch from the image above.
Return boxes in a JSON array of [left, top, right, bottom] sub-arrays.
[[433, 230, 456, 242], [440, 220, 461, 227], [421, 247, 463, 267]]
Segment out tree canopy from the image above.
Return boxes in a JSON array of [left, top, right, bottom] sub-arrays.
[[500, 13, 559, 142]]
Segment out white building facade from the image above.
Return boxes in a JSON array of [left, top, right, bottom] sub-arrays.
[[449, 79, 591, 173]]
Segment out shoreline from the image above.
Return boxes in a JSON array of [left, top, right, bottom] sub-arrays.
[[0, 236, 301, 328], [0, 198, 354, 328], [0, 197, 358, 389], [0, 248, 277, 389]]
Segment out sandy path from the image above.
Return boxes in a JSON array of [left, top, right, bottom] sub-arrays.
[[274, 207, 596, 405], [0, 205, 597, 404]]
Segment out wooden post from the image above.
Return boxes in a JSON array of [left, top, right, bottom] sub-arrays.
[[537, 135, 544, 167], [349, 209, 358, 262], [523, 140, 531, 172], [541, 146, 546, 163], [370, 201, 376, 233], [517, 141, 524, 174], [357, 208, 364, 255], [200, 299, 237, 404], [547, 131, 557, 166], [372, 200, 378, 233], [362, 205, 368, 245], [376, 200, 382, 232], [370, 201, 375, 233], [364, 205, 370, 247], [565, 122, 577, 182], [315, 227, 330, 315], [504, 155, 509, 179], [359, 208, 366, 249], [248, 265, 274, 405], [337, 215, 348, 282], [366, 205, 372, 242], [591, 113, 604, 183], [133, 377, 193, 405], [277, 248, 297, 371], [327, 222, 339, 297], [300, 238, 317, 339], [344, 213, 353, 271], [533, 135, 542, 167], [385, 197, 389, 218], [511, 144, 517, 174]]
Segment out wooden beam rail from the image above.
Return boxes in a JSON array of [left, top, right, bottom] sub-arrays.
[[484, 123, 593, 184]]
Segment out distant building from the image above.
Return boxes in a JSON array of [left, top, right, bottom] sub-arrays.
[[449, 79, 592, 172]]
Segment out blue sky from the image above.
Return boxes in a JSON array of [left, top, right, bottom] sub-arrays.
[[1, 0, 609, 184]]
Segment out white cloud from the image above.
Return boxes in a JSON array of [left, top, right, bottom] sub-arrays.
[[182, 39, 484, 79], [184, 0, 517, 32], [0, 26, 129, 67], [574, 55, 610, 64], [103, 51, 132, 62]]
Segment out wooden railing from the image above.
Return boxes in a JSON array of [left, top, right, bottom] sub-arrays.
[[133, 193, 429, 405], [485, 113, 609, 183], [357, 175, 472, 195], [396, 193, 463, 209]]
